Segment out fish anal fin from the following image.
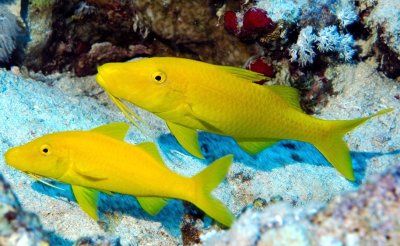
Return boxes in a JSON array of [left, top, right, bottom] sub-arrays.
[[166, 121, 204, 159], [137, 197, 169, 216], [91, 122, 129, 140], [71, 185, 100, 220], [137, 142, 165, 165], [268, 85, 302, 112], [236, 139, 279, 155], [218, 65, 269, 82]]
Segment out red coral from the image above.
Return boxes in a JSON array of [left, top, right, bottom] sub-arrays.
[[247, 57, 275, 78], [242, 7, 274, 33], [223, 10, 239, 35]]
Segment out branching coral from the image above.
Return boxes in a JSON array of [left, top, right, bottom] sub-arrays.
[[289, 26, 316, 66], [290, 25, 356, 66]]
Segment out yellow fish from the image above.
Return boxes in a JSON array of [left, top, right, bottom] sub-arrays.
[[96, 57, 393, 181], [4, 123, 234, 227]]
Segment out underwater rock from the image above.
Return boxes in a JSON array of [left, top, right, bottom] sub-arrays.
[[24, 0, 255, 75], [203, 162, 400, 245], [0, 174, 49, 245], [25, 0, 152, 76], [359, 0, 400, 79], [131, 0, 257, 66]]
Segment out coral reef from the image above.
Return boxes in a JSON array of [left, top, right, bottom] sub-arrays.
[[222, 0, 362, 112], [0, 174, 48, 245], [0, 0, 399, 244], [203, 161, 400, 245]]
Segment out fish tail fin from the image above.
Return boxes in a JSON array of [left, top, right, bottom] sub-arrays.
[[315, 108, 393, 181], [191, 155, 235, 227]]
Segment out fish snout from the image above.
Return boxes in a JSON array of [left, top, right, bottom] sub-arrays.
[[96, 73, 106, 88], [4, 147, 21, 168]]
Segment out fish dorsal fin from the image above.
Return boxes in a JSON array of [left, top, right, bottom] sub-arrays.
[[219, 65, 268, 82], [71, 185, 100, 220], [267, 85, 302, 111], [136, 197, 170, 216], [91, 122, 130, 140], [136, 142, 165, 164], [166, 121, 204, 159], [236, 139, 279, 155]]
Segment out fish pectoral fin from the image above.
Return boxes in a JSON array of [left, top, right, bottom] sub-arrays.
[[236, 139, 279, 155], [73, 165, 108, 181], [71, 185, 100, 220], [267, 85, 302, 111], [136, 142, 165, 165], [136, 197, 170, 216], [218, 65, 269, 82], [166, 121, 204, 159], [91, 122, 130, 140]]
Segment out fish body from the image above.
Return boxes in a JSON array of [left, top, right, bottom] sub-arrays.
[[96, 57, 393, 180], [4, 123, 234, 226]]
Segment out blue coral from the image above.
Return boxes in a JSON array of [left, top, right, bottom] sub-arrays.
[[336, 5, 358, 26]]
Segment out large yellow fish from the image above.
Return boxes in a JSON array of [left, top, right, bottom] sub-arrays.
[[96, 57, 393, 181], [4, 123, 234, 227]]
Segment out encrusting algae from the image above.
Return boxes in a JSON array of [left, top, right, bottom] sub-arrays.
[[96, 57, 393, 181], [4, 123, 234, 227]]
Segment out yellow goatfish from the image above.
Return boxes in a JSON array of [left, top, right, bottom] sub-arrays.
[[4, 123, 234, 227], [96, 57, 393, 181]]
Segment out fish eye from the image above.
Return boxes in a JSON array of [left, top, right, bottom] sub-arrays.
[[152, 71, 166, 84], [40, 144, 51, 156]]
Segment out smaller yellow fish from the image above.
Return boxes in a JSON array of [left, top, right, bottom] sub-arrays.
[[4, 123, 234, 227]]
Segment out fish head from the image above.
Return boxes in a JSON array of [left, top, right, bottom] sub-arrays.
[[4, 133, 70, 180], [96, 58, 184, 113]]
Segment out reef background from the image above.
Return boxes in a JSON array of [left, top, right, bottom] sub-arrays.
[[0, 0, 399, 245]]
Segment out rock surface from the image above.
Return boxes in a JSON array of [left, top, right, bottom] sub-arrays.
[[0, 174, 48, 245], [203, 162, 400, 245]]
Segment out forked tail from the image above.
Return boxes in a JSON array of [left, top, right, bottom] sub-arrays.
[[314, 108, 393, 181], [191, 155, 235, 227]]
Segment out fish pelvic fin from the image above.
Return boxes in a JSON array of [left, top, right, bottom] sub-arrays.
[[316, 108, 394, 181], [71, 185, 100, 220], [191, 155, 235, 227]]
